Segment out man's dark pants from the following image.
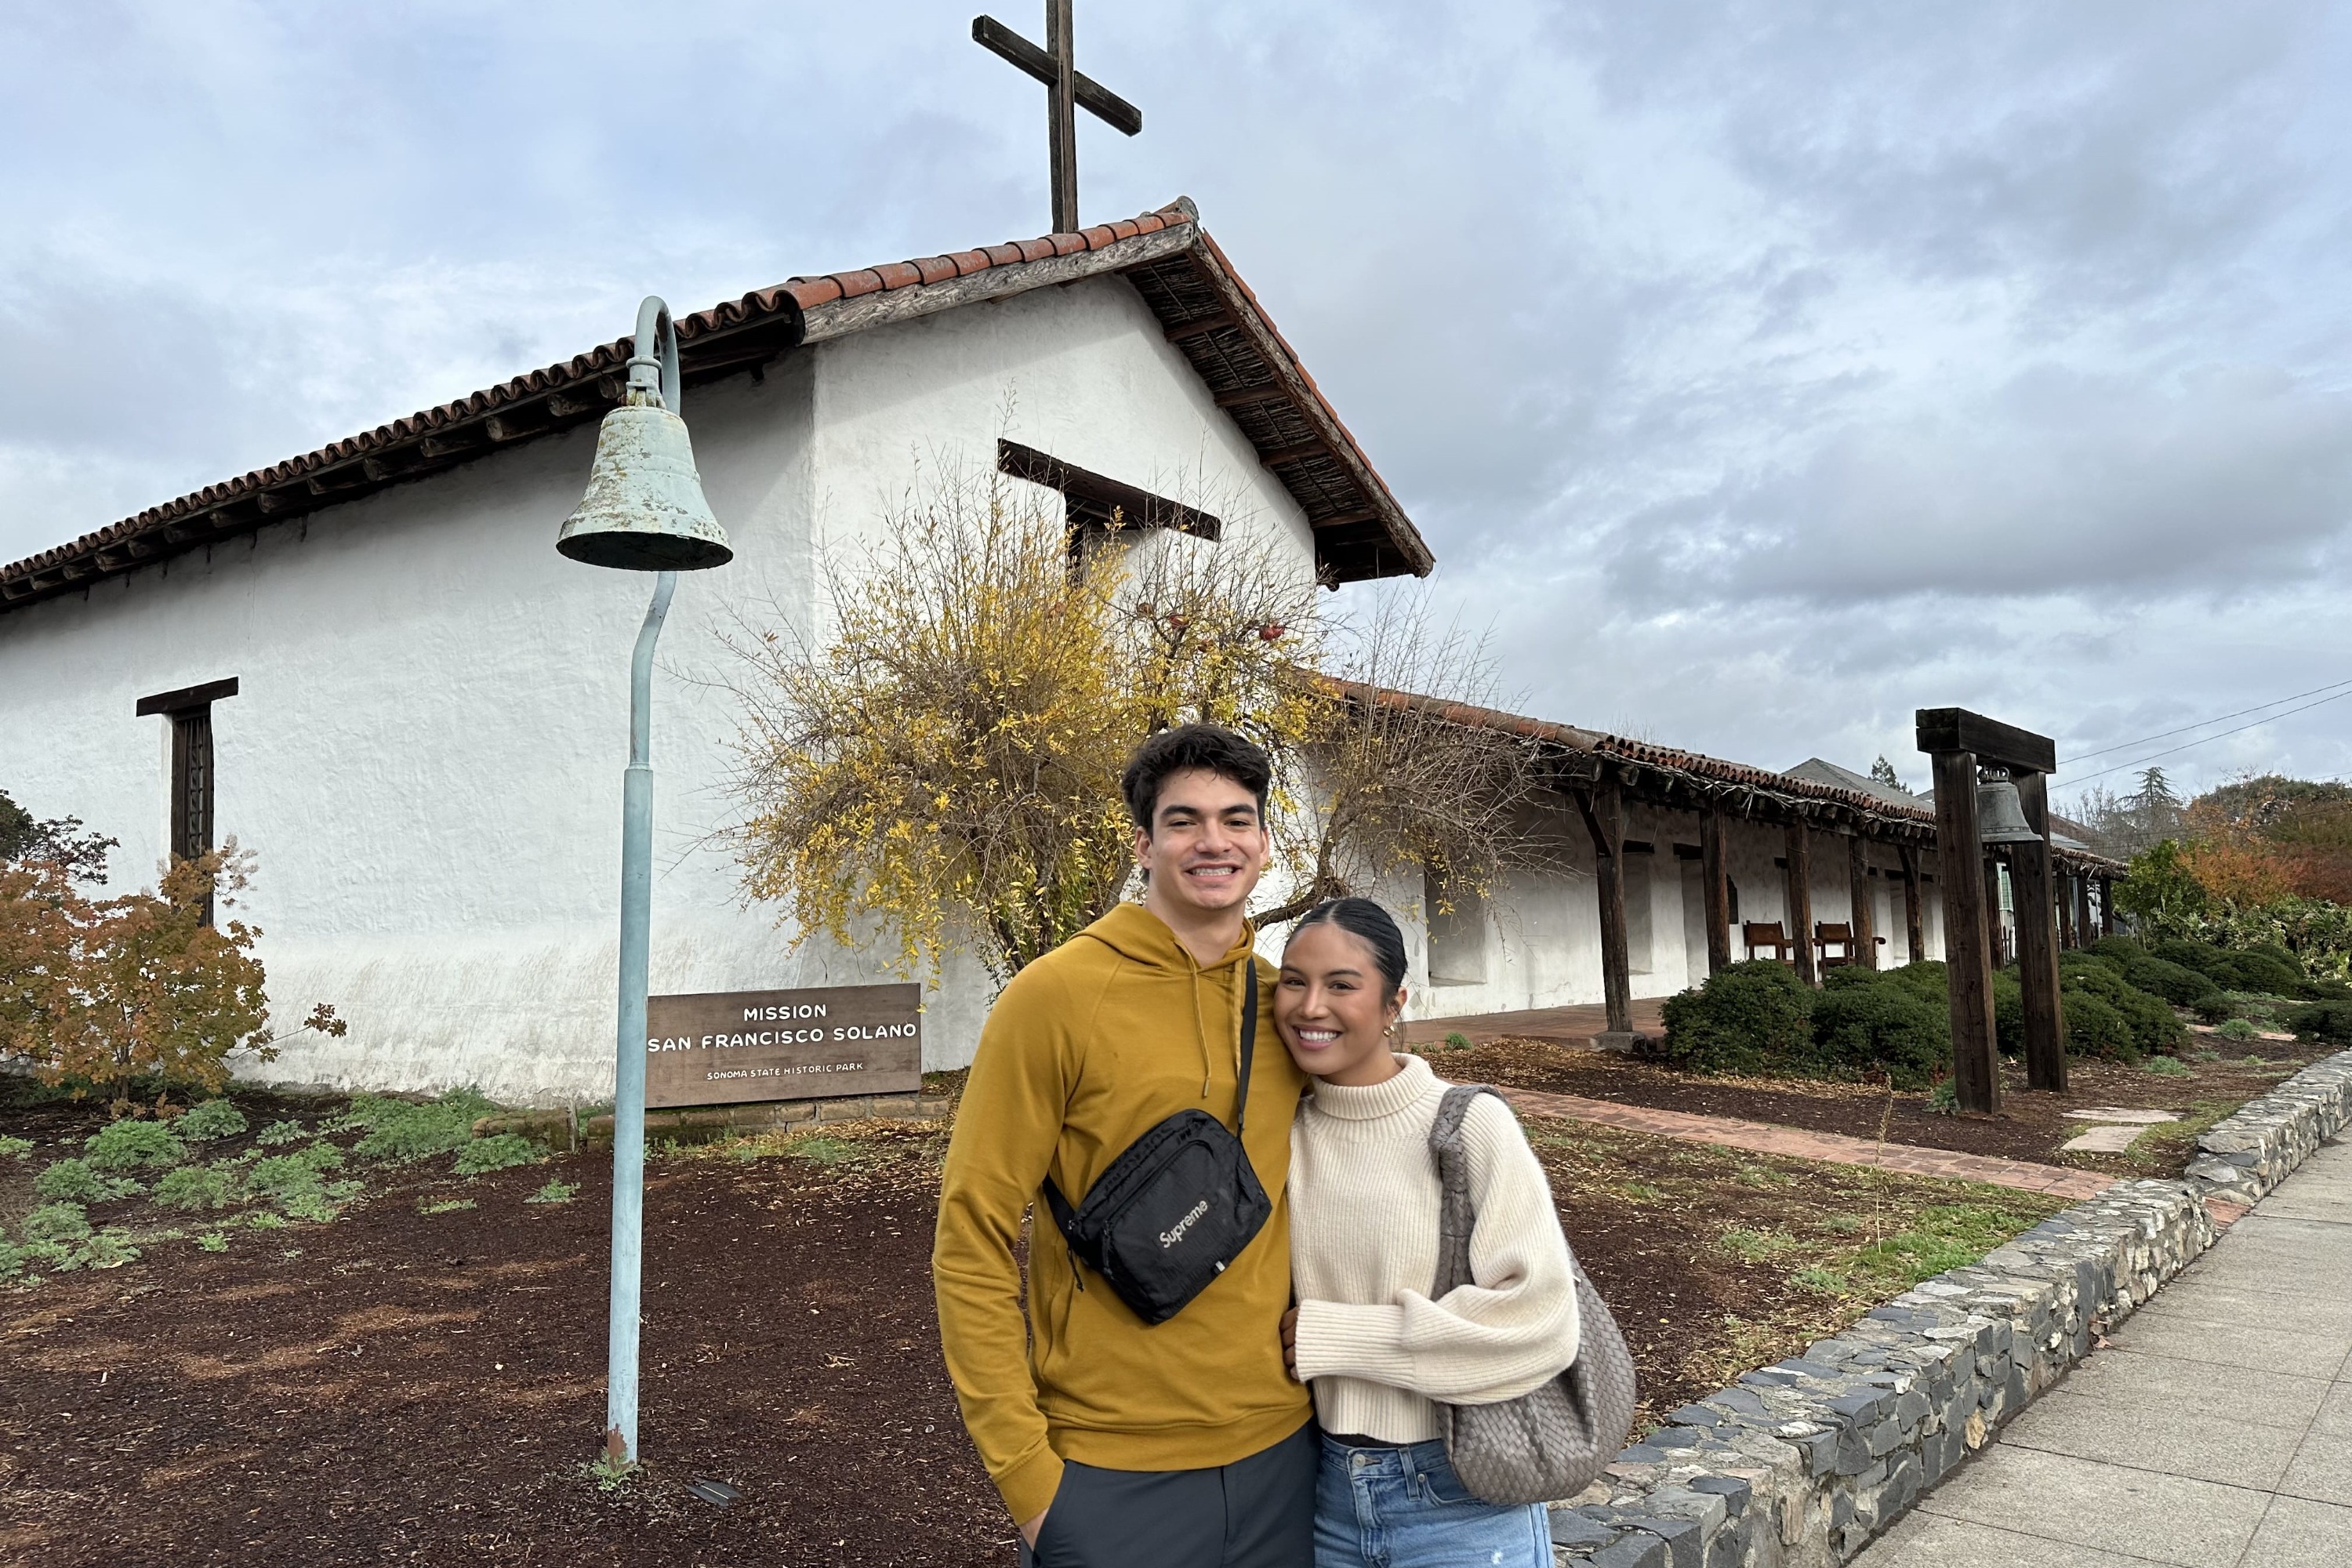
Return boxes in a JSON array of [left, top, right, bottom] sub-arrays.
[[1018, 1421, 1317, 1568]]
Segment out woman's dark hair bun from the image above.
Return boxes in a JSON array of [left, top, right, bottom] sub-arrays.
[[1292, 897, 1409, 994]]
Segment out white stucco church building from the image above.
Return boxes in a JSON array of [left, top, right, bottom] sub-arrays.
[[2, 198, 2121, 1103], [1, 199, 1443, 1101]]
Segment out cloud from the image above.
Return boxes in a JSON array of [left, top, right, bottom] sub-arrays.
[[4, 0, 2351, 800], [1610, 362, 2352, 605]]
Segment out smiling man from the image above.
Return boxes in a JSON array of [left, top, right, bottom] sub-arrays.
[[933, 724, 1315, 1568]]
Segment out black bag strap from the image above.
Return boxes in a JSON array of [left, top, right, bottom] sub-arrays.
[[1234, 957, 1258, 1137], [1043, 1165, 1079, 1236], [1041, 956, 1258, 1234]]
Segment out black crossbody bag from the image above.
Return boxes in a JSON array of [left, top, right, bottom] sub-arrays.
[[1040, 960, 1273, 1326]]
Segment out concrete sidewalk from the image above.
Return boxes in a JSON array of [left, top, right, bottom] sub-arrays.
[[1856, 1139, 2352, 1567]]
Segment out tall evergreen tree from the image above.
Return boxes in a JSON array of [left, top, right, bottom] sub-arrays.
[[2130, 767, 2185, 848]]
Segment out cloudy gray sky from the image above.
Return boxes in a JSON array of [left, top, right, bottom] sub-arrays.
[[5, 1, 2349, 804]]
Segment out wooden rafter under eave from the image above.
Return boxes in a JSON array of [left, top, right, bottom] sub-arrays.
[[1126, 237, 1433, 584]]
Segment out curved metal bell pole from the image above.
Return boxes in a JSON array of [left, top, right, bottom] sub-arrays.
[[563, 294, 732, 1468], [627, 295, 682, 412]]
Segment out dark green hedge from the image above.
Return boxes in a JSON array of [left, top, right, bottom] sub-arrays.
[[1810, 970, 1951, 1087], [1658, 961, 1948, 1087], [2287, 1000, 2352, 1047], [2057, 955, 2185, 1056], [1657, 961, 1816, 1078], [2092, 932, 2351, 1000], [1661, 949, 2187, 1086], [2122, 954, 2220, 1006], [2150, 937, 2305, 996], [2061, 990, 2136, 1058]]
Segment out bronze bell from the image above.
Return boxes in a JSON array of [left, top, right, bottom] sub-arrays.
[[557, 402, 731, 571], [1976, 775, 2042, 844], [556, 296, 732, 572]]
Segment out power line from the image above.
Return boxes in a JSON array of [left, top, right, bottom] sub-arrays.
[[2056, 685, 2352, 787], [2062, 675, 2352, 766]]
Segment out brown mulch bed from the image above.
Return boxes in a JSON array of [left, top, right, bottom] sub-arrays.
[[2, 1083, 2076, 1564], [1525, 1120, 2066, 1426], [1, 1116, 1002, 1568], [1434, 1031, 2328, 1178]]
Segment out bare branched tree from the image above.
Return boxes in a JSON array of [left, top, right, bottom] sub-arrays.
[[722, 458, 1558, 981], [1254, 588, 1562, 924]]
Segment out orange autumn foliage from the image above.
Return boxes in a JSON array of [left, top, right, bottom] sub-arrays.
[[2179, 839, 2302, 909], [2181, 782, 2352, 906], [0, 843, 279, 1110]]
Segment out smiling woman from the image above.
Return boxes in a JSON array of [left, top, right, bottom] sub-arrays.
[[1272, 899, 1410, 1087], [1276, 895, 1587, 1568]]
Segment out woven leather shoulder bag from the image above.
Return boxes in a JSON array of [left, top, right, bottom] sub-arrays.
[[1428, 1083, 1639, 1505]]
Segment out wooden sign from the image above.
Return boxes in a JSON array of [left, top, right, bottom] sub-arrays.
[[643, 984, 922, 1109]]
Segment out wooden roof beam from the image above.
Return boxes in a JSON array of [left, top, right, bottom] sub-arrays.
[[1258, 439, 1325, 469], [419, 430, 485, 460], [1164, 310, 1236, 343], [1213, 383, 1288, 409]]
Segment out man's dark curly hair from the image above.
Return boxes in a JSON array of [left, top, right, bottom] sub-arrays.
[[1120, 724, 1273, 833]]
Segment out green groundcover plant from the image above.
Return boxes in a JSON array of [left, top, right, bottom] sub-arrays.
[[4, 1086, 546, 1292], [83, 1118, 187, 1171], [0, 1202, 140, 1283], [452, 1133, 543, 1176], [33, 1157, 143, 1204], [336, 1089, 499, 1161], [173, 1098, 248, 1142]]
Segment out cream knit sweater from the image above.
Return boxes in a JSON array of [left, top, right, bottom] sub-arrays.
[[1288, 1052, 1581, 1443]]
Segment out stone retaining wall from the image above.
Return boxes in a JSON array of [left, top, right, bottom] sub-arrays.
[[1547, 1048, 2352, 1567], [2183, 1051, 2352, 1203]]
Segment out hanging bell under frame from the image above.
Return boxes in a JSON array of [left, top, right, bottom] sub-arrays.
[[1976, 775, 2042, 845]]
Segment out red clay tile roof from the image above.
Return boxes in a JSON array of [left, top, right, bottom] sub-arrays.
[[1356, 684, 2129, 873], [1, 199, 1430, 612]]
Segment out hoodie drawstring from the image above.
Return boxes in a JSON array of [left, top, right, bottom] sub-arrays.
[[1191, 964, 1212, 1096], [1188, 956, 1249, 1098]]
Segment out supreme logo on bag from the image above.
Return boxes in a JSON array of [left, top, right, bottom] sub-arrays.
[[1160, 1198, 1211, 1248], [1040, 962, 1272, 1325]]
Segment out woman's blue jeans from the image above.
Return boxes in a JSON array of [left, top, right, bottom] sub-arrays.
[[1313, 1435, 1552, 1568]]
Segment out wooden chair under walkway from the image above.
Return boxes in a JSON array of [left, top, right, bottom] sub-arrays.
[[1813, 921, 1887, 969]]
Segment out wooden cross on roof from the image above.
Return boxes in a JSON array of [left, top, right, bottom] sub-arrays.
[[973, 2, 1142, 234]]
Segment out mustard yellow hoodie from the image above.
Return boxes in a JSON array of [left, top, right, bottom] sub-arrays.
[[932, 901, 1312, 1521]]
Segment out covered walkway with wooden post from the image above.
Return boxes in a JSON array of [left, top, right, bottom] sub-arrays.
[[1359, 690, 2128, 1050]]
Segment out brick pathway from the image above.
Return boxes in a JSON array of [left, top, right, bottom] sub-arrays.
[[1403, 996, 1671, 1051], [1501, 1086, 2118, 1200]]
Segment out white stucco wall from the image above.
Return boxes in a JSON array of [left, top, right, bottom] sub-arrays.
[[0, 272, 1320, 1104], [1394, 801, 1953, 1022]]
